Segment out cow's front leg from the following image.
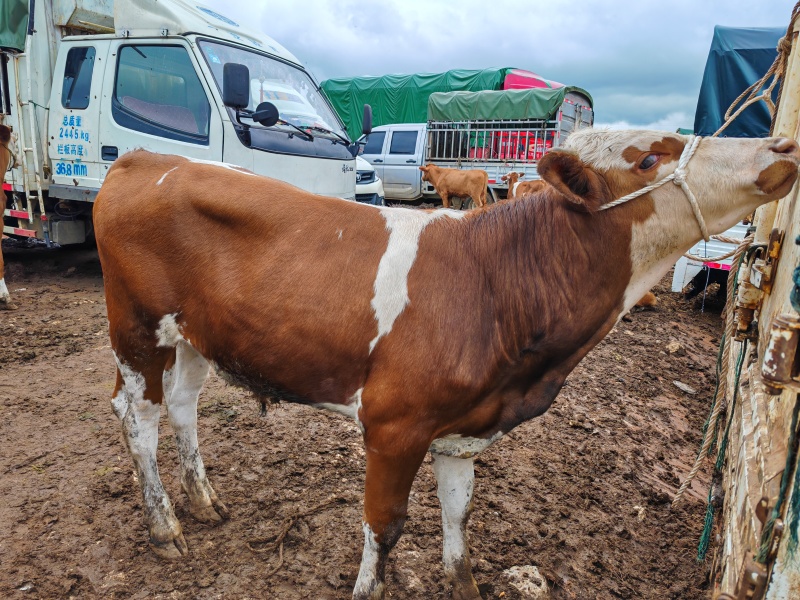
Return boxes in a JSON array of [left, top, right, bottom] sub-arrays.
[[164, 341, 228, 524], [353, 442, 427, 600], [432, 454, 480, 600], [111, 358, 187, 559]]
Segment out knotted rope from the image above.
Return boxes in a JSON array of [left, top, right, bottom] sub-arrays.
[[672, 236, 753, 508], [597, 135, 709, 241]]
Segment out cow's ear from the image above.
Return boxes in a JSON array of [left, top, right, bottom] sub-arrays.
[[419, 166, 427, 172], [537, 150, 611, 212]]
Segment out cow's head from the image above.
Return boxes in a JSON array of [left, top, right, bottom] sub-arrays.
[[419, 164, 433, 182], [500, 171, 522, 184], [539, 129, 799, 232], [538, 128, 800, 310]]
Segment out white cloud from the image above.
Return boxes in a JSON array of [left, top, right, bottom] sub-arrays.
[[598, 111, 694, 132], [202, 0, 795, 128]]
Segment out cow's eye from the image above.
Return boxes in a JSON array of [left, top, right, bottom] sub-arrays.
[[639, 154, 660, 170]]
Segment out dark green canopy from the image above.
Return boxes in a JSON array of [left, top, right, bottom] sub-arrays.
[[694, 26, 783, 137], [321, 68, 514, 137], [0, 0, 29, 52], [428, 87, 592, 121]]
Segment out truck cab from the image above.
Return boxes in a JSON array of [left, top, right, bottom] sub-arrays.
[[2, 0, 363, 245]]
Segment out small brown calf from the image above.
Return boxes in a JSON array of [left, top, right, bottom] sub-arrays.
[[501, 171, 548, 200], [419, 163, 488, 208]]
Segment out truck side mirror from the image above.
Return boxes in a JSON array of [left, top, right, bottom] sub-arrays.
[[223, 63, 250, 109], [362, 104, 373, 135], [253, 102, 279, 127]]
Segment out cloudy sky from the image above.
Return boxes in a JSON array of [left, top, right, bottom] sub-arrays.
[[203, 0, 794, 130]]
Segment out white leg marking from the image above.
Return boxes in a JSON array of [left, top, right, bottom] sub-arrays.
[[112, 353, 180, 547], [164, 341, 222, 521], [369, 208, 464, 352], [0, 277, 9, 303], [156, 166, 178, 185], [354, 522, 384, 599], [432, 455, 475, 579]]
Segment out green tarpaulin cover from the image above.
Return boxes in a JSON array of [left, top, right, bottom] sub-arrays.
[[0, 0, 29, 52], [694, 26, 783, 137], [321, 68, 514, 137], [427, 87, 592, 121]]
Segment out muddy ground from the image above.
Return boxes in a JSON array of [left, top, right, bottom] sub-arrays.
[[0, 245, 722, 599]]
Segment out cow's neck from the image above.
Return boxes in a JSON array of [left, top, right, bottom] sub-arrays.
[[461, 194, 638, 390]]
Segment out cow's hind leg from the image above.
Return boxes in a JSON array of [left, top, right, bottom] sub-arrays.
[[164, 340, 228, 523], [111, 352, 187, 558], [432, 454, 480, 600]]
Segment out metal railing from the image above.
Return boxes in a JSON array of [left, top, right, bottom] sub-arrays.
[[425, 119, 561, 164]]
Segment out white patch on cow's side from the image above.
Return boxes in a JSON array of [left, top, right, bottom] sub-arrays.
[[314, 388, 364, 432], [156, 314, 184, 348], [184, 156, 256, 176], [432, 454, 474, 576], [315, 401, 358, 419], [369, 208, 465, 352], [337, 229, 343, 240], [429, 432, 503, 458], [0, 277, 9, 302], [353, 522, 384, 599], [156, 166, 178, 185]]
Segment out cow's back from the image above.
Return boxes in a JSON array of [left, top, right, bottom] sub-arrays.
[[94, 151, 391, 405]]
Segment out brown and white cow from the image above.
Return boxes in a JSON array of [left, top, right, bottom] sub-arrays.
[[0, 124, 13, 310], [419, 163, 488, 208], [93, 130, 799, 600], [500, 170, 548, 199]]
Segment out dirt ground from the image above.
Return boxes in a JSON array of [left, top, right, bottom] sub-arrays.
[[0, 245, 722, 599]]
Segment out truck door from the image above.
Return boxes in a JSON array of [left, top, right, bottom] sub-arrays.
[[359, 130, 387, 181], [97, 40, 223, 183], [48, 42, 108, 193], [382, 128, 423, 200]]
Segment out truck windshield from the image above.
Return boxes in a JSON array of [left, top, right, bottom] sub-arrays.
[[198, 40, 347, 140]]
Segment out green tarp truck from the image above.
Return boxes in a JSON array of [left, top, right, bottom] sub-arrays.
[[358, 85, 593, 203]]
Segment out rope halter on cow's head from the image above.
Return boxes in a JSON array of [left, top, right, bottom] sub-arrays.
[[596, 135, 709, 242]]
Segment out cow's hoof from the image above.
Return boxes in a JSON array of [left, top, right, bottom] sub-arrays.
[[451, 582, 482, 600], [353, 581, 385, 600], [0, 300, 18, 311], [189, 498, 229, 523], [149, 531, 189, 559]]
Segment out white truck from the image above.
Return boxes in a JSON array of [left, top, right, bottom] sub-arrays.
[[0, 0, 369, 246], [359, 87, 593, 204]]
